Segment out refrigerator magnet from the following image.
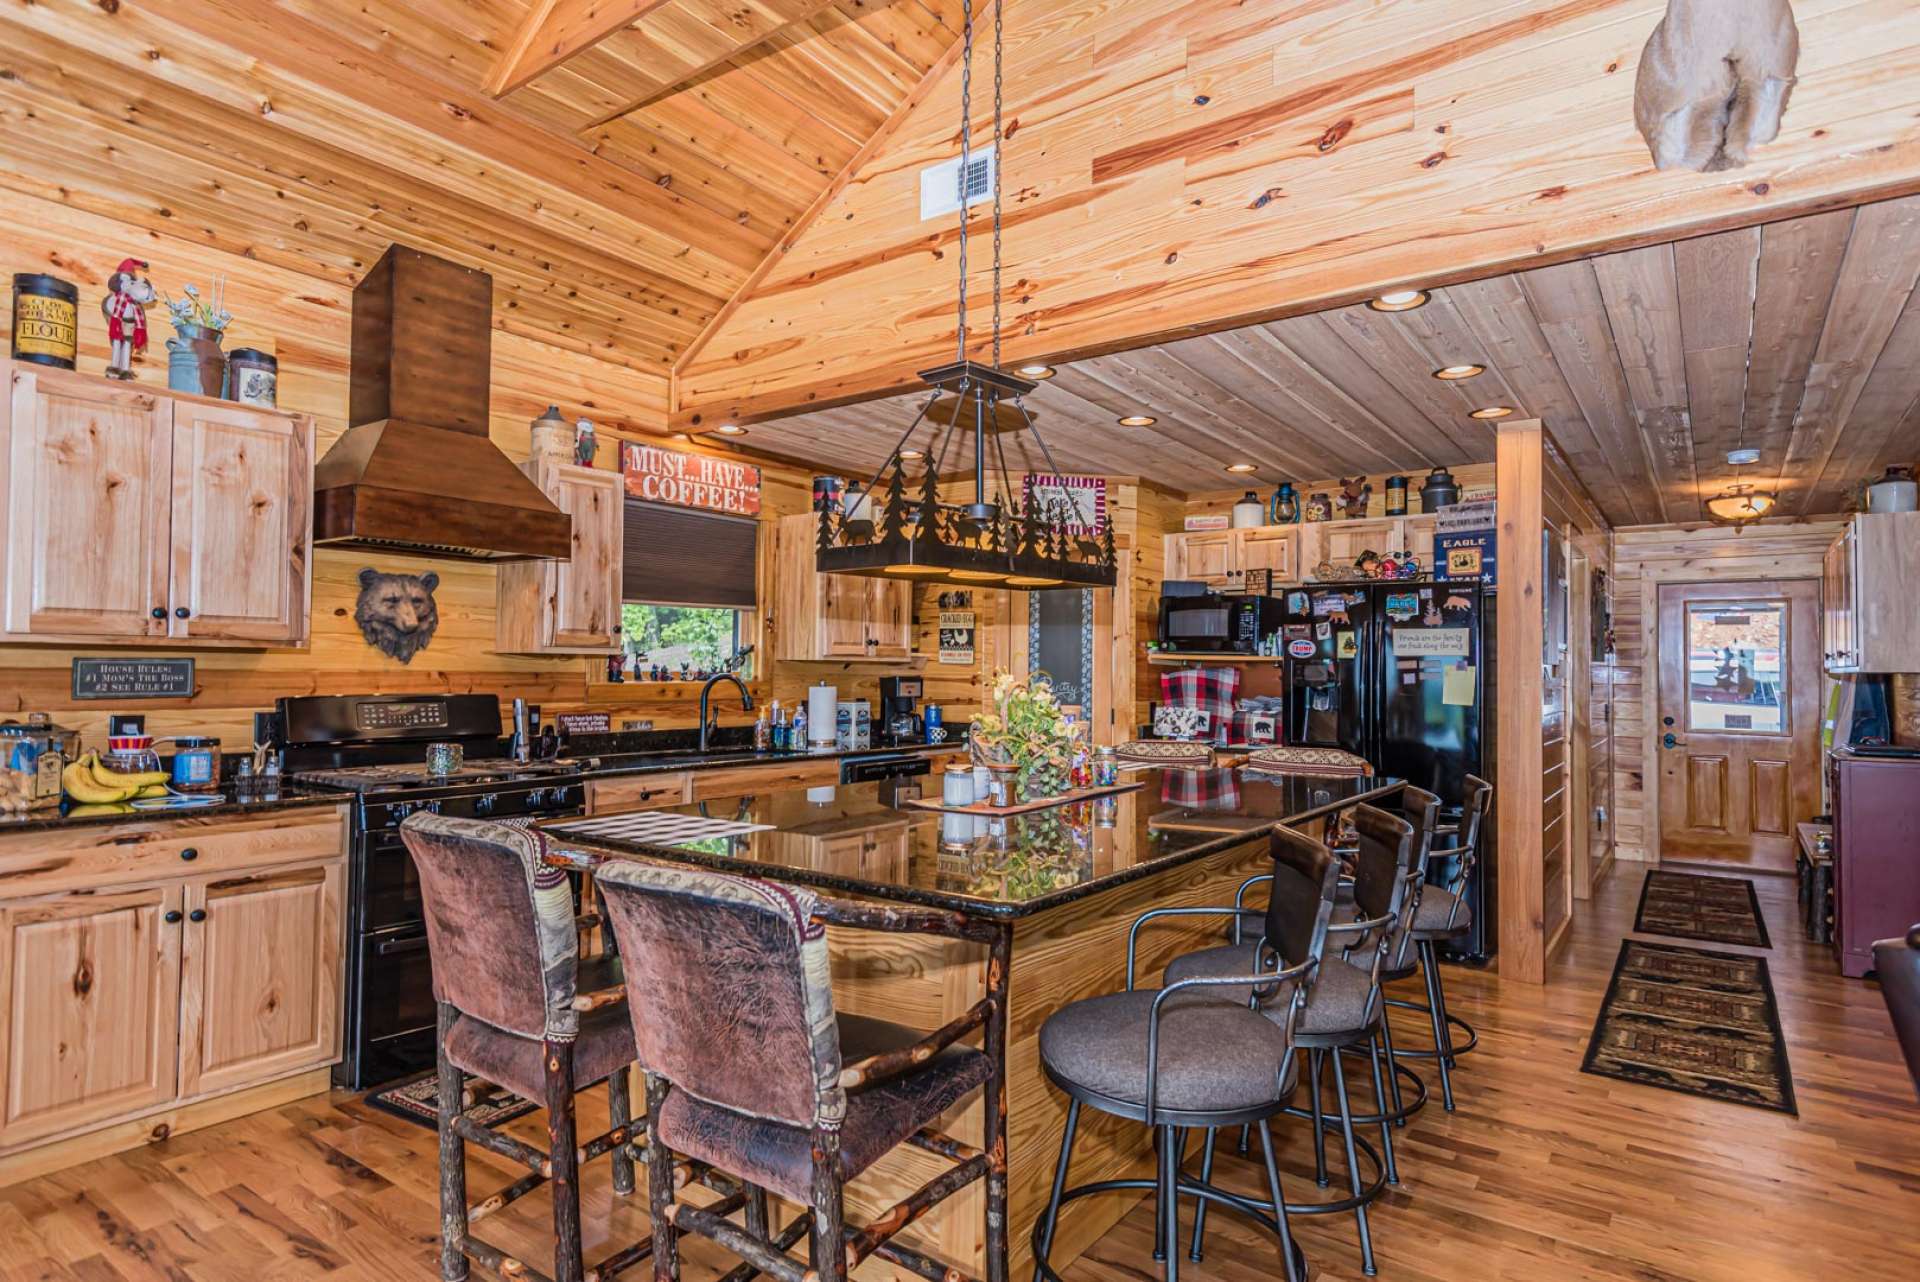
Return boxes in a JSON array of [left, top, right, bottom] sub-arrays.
[[1336, 631, 1358, 659], [1288, 591, 1309, 613], [1288, 638, 1317, 659], [1315, 621, 1331, 640], [1384, 592, 1418, 620]]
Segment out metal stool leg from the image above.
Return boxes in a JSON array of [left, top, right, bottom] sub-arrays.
[[1329, 1047, 1377, 1276], [609, 1064, 636, 1196], [435, 1003, 470, 1282], [1158, 1125, 1181, 1282], [1187, 1128, 1218, 1262], [1430, 945, 1462, 1070], [1032, 1100, 1080, 1282], [1255, 1120, 1302, 1282], [1421, 940, 1458, 1111], [1377, 1004, 1410, 1127], [1309, 1049, 1329, 1187], [1365, 1030, 1398, 1186]]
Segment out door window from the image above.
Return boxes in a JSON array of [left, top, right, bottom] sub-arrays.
[[1684, 602, 1787, 734]]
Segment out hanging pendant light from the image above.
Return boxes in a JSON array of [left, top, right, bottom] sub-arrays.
[[814, 0, 1115, 590]]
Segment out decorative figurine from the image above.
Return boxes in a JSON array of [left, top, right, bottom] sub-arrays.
[[574, 417, 598, 467], [101, 258, 155, 380], [1338, 476, 1373, 520], [1304, 492, 1333, 522]]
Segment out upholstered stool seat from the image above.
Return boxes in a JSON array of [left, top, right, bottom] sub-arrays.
[[657, 1013, 990, 1202], [1115, 739, 1215, 766], [1243, 746, 1372, 776], [1411, 888, 1471, 936], [1164, 945, 1377, 1039], [446, 1003, 637, 1103], [1040, 989, 1296, 1118]]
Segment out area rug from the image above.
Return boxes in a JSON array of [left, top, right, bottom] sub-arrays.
[[365, 1070, 538, 1131], [1633, 870, 1772, 949], [1581, 940, 1796, 1115]]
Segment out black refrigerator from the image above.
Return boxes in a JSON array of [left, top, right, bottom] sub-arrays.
[[1281, 582, 1497, 963]]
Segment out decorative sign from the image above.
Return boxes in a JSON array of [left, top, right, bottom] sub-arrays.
[[1438, 531, 1495, 584], [621, 442, 762, 516], [938, 610, 977, 665], [1434, 500, 1496, 535], [72, 658, 196, 700], [1184, 514, 1230, 531], [555, 712, 611, 735], [1392, 627, 1472, 658], [1024, 474, 1108, 536]]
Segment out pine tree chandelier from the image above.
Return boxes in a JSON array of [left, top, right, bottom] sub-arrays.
[[814, 0, 1116, 590]]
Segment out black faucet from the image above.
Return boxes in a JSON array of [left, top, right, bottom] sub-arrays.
[[698, 673, 753, 753]]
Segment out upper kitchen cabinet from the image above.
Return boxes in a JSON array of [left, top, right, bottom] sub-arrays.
[[496, 459, 623, 655], [1, 363, 314, 648], [1824, 513, 1920, 673], [771, 513, 914, 663], [1164, 527, 1297, 588]]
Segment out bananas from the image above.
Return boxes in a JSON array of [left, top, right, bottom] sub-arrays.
[[61, 752, 174, 804]]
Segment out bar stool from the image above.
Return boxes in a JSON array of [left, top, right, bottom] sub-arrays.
[[1385, 774, 1492, 1111], [1168, 806, 1418, 1277], [1031, 824, 1342, 1282], [401, 814, 651, 1282], [590, 860, 1004, 1282]]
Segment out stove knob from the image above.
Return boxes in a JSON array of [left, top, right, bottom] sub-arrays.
[[528, 787, 547, 807], [475, 793, 497, 814], [427, 799, 443, 814]]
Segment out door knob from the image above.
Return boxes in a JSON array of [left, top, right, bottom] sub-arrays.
[[1662, 733, 1686, 749]]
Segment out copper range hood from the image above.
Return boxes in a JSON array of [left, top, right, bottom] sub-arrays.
[[312, 245, 573, 561]]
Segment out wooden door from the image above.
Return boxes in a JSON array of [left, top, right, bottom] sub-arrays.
[[1165, 531, 1233, 585], [178, 861, 343, 1098], [0, 885, 183, 1148], [1236, 528, 1296, 583], [1657, 580, 1821, 871], [545, 464, 623, 650], [169, 399, 311, 644], [818, 568, 871, 658], [865, 577, 912, 659], [4, 365, 172, 639]]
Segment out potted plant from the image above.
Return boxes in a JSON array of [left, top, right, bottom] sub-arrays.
[[162, 279, 233, 398], [970, 671, 1079, 803]]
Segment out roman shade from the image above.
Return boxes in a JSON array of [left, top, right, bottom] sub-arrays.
[[620, 500, 759, 609]]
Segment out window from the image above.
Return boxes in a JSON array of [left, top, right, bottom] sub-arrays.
[[1684, 601, 1787, 734], [619, 500, 758, 676]]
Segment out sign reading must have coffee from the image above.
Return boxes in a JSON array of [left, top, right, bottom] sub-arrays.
[[620, 442, 762, 516]]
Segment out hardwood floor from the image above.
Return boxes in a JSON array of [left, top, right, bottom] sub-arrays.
[[2, 868, 1914, 1282]]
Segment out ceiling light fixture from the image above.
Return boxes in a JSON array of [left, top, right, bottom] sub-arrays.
[[1368, 289, 1430, 313], [1727, 447, 1761, 466], [1433, 364, 1485, 381], [811, 1, 1115, 591], [1118, 414, 1157, 427], [714, 423, 747, 436], [1469, 405, 1514, 420], [1225, 462, 1258, 474], [1705, 484, 1775, 526], [1017, 364, 1057, 379]]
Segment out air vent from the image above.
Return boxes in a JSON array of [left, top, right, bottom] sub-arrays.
[[920, 144, 997, 221]]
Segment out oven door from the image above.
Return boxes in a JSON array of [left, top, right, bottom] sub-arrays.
[[343, 924, 438, 1088]]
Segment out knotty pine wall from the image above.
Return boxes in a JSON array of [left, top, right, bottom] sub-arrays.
[[0, 188, 991, 745]]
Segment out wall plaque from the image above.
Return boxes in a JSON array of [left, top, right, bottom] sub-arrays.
[[72, 658, 196, 700], [621, 442, 762, 516]]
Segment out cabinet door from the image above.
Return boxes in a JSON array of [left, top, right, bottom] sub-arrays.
[[818, 567, 872, 658], [0, 884, 183, 1148], [865, 577, 913, 659], [4, 365, 172, 639], [545, 465, 623, 650], [1400, 515, 1437, 572], [1317, 519, 1399, 570], [1166, 531, 1234, 585], [169, 400, 311, 644], [179, 861, 343, 1098], [1236, 528, 1297, 583]]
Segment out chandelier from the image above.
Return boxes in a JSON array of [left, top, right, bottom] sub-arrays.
[[814, 0, 1116, 589]]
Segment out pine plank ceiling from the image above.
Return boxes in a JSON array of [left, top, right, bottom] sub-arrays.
[[0, 0, 962, 372], [744, 195, 1920, 524]]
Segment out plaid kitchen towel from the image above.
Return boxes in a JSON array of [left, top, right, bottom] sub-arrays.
[[1159, 767, 1242, 810], [1159, 666, 1240, 724]]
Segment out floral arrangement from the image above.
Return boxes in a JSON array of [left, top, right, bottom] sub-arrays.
[[162, 279, 233, 336], [970, 670, 1081, 800]]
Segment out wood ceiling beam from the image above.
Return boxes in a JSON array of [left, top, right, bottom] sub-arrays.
[[488, 0, 677, 99]]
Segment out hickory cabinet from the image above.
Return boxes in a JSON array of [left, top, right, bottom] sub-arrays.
[[1165, 517, 1438, 589], [1, 361, 314, 648], [0, 808, 346, 1169], [496, 458, 624, 654], [771, 513, 914, 662], [1823, 512, 1920, 673]]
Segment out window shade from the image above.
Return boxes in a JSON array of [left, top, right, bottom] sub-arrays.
[[620, 500, 758, 608]]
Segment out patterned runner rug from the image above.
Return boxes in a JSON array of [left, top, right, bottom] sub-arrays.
[[1633, 869, 1772, 949], [1581, 940, 1796, 1115], [365, 1070, 538, 1131]]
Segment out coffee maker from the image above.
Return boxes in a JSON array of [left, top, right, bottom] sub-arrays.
[[878, 675, 924, 744]]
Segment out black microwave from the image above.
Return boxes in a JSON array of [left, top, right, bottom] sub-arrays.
[[1158, 593, 1287, 653]]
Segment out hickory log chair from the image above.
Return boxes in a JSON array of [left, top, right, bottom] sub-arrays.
[[1029, 824, 1343, 1282], [1169, 805, 1419, 1277], [401, 813, 653, 1282], [589, 859, 1008, 1282], [1386, 774, 1493, 1111]]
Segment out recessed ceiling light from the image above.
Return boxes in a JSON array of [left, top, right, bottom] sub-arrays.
[[1368, 289, 1430, 313], [1727, 447, 1761, 465], [1433, 364, 1485, 381], [899, 448, 925, 460], [1118, 414, 1157, 427], [1225, 462, 1257, 474], [1017, 364, 1057, 379], [714, 423, 747, 436], [1469, 405, 1514, 420]]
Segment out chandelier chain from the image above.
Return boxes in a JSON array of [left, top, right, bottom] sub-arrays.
[[992, 0, 1003, 367], [956, 0, 972, 364]]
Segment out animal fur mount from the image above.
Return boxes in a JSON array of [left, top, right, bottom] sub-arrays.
[[354, 568, 440, 664], [1635, 0, 1799, 172]]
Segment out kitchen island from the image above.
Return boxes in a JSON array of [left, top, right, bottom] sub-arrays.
[[541, 767, 1402, 1282]]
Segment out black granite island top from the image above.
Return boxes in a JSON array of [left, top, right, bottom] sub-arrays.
[[539, 767, 1403, 920]]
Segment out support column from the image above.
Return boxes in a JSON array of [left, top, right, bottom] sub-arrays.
[[1495, 420, 1547, 985]]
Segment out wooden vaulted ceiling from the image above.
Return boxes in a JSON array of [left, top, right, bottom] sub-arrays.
[[0, 0, 963, 372], [744, 194, 1920, 523]]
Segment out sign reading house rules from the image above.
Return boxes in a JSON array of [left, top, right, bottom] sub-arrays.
[[620, 443, 762, 516]]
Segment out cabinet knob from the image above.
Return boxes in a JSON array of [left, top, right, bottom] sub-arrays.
[[179, 847, 198, 861], [174, 607, 191, 620], [188, 909, 207, 923], [164, 910, 183, 924], [151, 607, 166, 620]]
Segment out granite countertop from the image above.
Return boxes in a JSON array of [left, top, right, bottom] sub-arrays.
[[540, 767, 1405, 920], [564, 737, 965, 779], [0, 784, 350, 835]]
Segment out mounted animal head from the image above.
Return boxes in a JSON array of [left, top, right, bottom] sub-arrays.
[[1635, 0, 1799, 172], [354, 567, 440, 664]]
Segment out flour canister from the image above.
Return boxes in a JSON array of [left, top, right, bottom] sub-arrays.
[[11, 273, 78, 369]]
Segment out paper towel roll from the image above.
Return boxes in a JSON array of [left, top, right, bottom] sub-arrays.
[[808, 682, 839, 745]]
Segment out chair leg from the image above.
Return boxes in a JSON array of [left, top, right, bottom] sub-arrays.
[[1187, 1128, 1217, 1262], [1308, 1050, 1329, 1188], [1377, 1005, 1409, 1128], [435, 1003, 470, 1282], [810, 1127, 849, 1282], [1157, 1125, 1180, 1282], [609, 1063, 636, 1197], [1256, 1120, 1301, 1282], [1329, 1047, 1377, 1276], [1365, 1032, 1398, 1186], [545, 1039, 585, 1282], [745, 1183, 769, 1240], [1032, 1099, 1080, 1282], [1420, 941, 1457, 1111], [647, 1074, 681, 1282], [1430, 944, 1462, 1071]]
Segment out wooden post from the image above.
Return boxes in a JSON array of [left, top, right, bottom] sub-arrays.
[[1495, 420, 1548, 985]]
